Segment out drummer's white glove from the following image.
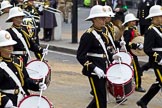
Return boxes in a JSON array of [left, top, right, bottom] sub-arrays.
[[43, 48, 48, 55], [113, 53, 122, 60], [120, 40, 126, 46], [93, 67, 106, 79], [34, 3, 39, 8], [38, 5, 44, 12], [137, 43, 143, 50], [158, 59, 162, 65], [39, 82, 47, 91]]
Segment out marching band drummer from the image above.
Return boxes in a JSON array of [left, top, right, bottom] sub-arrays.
[[77, 5, 121, 108], [137, 5, 162, 108], [5, 7, 48, 65], [0, 30, 47, 107], [122, 13, 146, 93], [0, 0, 13, 30]]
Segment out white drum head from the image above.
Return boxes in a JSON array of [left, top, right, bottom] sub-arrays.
[[106, 63, 133, 84], [118, 52, 132, 65], [18, 95, 51, 108], [26, 60, 49, 80]]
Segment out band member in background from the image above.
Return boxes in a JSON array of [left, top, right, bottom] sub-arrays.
[[23, 0, 43, 59], [6, 7, 47, 65], [0, 0, 13, 30], [0, 30, 47, 107], [137, 0, 154, 36], [137, 5, 162, 108], [122, 13, 146, 93], [77, 5, 121, 108], [107, 0, 128, 22], [23, 0, 41, 44]]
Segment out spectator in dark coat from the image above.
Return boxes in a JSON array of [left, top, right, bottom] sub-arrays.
[[40, 0, 57, 42]]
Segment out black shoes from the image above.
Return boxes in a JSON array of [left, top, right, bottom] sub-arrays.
[[135, 87, 146, 92], [40, 38, 51, 42], [116, 98, 127, 104], [44, 38, 51, 42], [136, 100, 147, 108]]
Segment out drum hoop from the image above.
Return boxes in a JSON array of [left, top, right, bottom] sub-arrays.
[[115, 51, 132, 57], [106, 63, 134, 84], [18, 94, 53, 107], [26, 60, 51, 80]]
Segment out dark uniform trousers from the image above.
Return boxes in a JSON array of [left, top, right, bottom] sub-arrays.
[[87, 76, 107, 108], [132, 55, 142, 88], [140, 63, 162, 105]]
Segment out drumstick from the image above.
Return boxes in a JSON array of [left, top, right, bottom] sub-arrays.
[[37, 44, 49, 107], [121, 36, 128, 53], [41, 44, 49, 62], [117, 48, 121, 64]]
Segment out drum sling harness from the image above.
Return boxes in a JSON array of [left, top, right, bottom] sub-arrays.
[[92, 30, 110, 64], [0, 62, 26, 105], [12, 27, 31, 59], [152, 27, 162, 51], [107, 32, 117, 51]]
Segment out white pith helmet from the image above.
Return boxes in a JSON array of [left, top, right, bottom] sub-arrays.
[[122, 13, 139, 25], [145, 5, 162, 19], [24, 0, 28, 2], [0, 0, 13, 11], [85, 5, 110, 21], [103, 5, 115, 17], [6, 7, 26, 22], [0, 30, 17, 47]]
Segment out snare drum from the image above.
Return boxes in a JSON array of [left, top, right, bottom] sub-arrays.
[[113, 51, 132, 65], [106, 63, 135, 98], [18, 95, 53, 108], [26, 60, 51, 87]]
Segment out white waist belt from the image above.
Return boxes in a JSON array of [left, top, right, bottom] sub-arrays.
[[152, 48, 162, 51], [1, 89, 19, 94], [87, 53, 106, 58], [12, 51, 27, 55]]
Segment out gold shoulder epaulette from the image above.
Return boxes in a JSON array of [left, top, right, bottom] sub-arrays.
[[125, 27, 129, 30], [0, 57, 3, 62], [148, 24, 154, 30], [86, 27, 94, 33], [109, 22, 114, 27]]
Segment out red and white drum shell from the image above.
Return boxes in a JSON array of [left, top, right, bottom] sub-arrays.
[[26, 60, 51, 87], [113, 51, 133, 65], [18, 94, 53, 108], [106, 63, 135, 98]]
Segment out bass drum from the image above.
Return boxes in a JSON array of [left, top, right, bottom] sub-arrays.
[[18, 95, 53, 108], [130, 36, 146, 56], [26, 60, 51, 87], [106, 63, 135, 98]]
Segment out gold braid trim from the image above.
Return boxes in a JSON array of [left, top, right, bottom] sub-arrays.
[[13, 60, 24, 86], [21, 30, 31, 48], [153, 52, 159, 62], [84, 61, 92, 71]]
